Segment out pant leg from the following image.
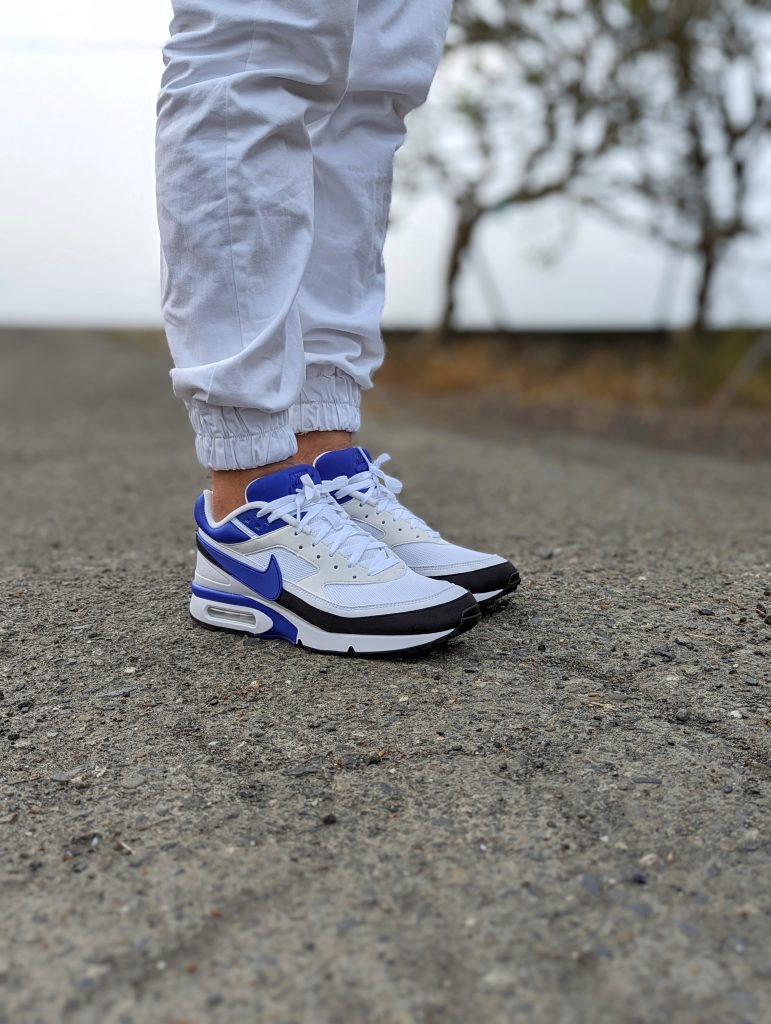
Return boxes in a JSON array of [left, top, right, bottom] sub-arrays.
[[156, 0, 358, 469], [289, 0, 452, 436]]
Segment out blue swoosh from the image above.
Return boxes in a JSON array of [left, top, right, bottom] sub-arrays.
[[197, 533, 283, 601]]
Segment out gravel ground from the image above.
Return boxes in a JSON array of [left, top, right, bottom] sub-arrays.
[[1, 330, 770, 1024]]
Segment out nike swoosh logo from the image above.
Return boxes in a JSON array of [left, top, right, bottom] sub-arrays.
[[197, 534, 283, 602]]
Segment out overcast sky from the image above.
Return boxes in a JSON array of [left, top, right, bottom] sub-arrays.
[[2, 1, 770, 329]]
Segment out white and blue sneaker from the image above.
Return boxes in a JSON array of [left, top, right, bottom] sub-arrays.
[[189, 465, 480, 655], [314, 448, 521, 607]]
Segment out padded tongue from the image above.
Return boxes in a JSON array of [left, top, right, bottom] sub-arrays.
[[314, 446, 372, 481], [244, 464, 321, 504]]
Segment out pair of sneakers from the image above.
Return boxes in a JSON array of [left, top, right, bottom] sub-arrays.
[[190, 447, 520, 656]]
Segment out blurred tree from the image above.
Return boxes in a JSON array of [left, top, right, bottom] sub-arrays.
[[398, 0, 771, 340], [586, 0, 771, 332]]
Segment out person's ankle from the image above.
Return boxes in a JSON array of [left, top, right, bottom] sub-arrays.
[[211, 458, 297, 521], [209, 430, 352, 521], [295, 429, 352, 466]]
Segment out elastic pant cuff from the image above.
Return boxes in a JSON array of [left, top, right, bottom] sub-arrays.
[[288, 366, 361, 435], [186, 401, 298, 471]]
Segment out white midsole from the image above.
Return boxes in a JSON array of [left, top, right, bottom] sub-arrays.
[[189, 593, 455, 653], [474, 588, 503, 602]]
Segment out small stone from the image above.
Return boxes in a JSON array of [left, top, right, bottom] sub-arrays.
[[321, 813, 337, 825], [336, 917, 361, 935], [675, 709, 690, 723], [625, 902, 653, 918], [697, 608, 715, 616], [51, 766, 87, 783], [121, 775, 145, 790], [581, 874, 602, 898], [482, 967, 517, 987], [632, 776, 662, 786]]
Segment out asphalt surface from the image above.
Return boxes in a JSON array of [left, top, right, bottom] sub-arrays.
[[1, 330, 770, 1024]]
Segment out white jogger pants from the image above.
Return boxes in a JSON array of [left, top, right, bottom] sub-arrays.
[[156, 0, 451, 470]]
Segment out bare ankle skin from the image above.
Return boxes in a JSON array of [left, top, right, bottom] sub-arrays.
[[210, 430, 352, 520]]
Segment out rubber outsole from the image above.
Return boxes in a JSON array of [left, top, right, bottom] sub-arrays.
[[432, 561, 520, 610], [189, 601, 481, 658], [475, 569, 521, 608]]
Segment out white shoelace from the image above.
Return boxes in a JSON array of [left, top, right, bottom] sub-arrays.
[[253, 473, 399, 576], [332, 453, 440, 538]]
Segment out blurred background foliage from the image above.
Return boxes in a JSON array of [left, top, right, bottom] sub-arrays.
[[380, 0, 771, 425], [399, 0, 771, 342]]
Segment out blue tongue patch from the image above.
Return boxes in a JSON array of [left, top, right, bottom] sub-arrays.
[[245, 464, 320, 504], [314, 446, 372, 481]]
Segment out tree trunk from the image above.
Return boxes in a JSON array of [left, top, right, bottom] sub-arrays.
[[693, 248, 716, 334], [420, 203, 482, 350]]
